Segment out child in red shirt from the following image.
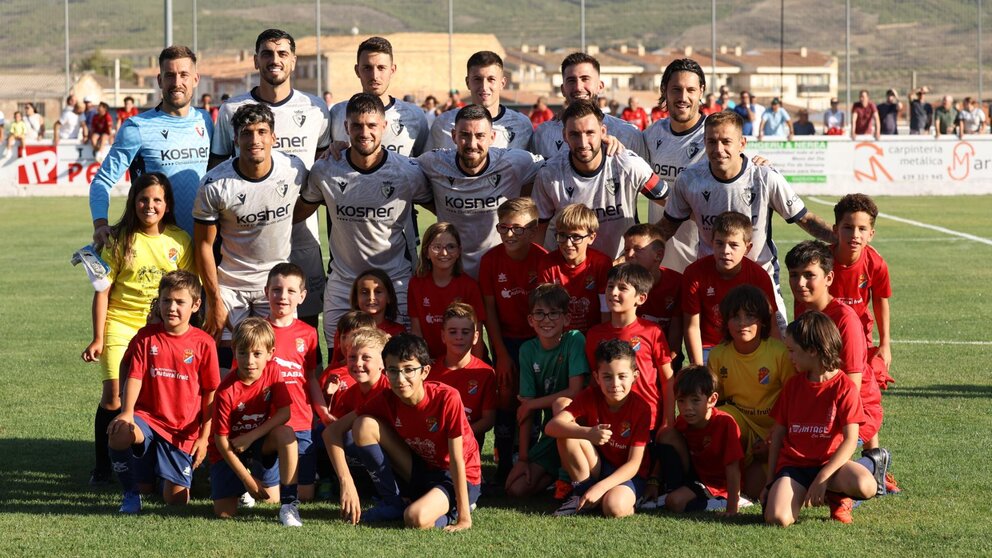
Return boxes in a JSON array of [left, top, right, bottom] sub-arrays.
[[210, 318, 300, 526], [546, 339, 651, 518], [107, 271, 220, 514], [683, 211, 779, 365], [325, 334, 481, 530], [408, 222, 486, 358], [654, 365, 745, 514], [537, 203, 611, 333], [764, 311, 890, 526], [432, 303, 497, 449]]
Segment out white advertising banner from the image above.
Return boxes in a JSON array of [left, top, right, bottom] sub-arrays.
[[0, 141, 130, 197]]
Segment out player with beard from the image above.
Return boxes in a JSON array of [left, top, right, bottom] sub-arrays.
[[531, 52, 646, 160], [209, 29, 331, 346], [425, 51, 533, 151], [89, 46, 213, 244], [329, 36, 429, 157], [417, 104, 544, 279], [296, 93, 431, 350]]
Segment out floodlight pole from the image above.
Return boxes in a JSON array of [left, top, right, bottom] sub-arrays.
[[711, 0, 717, 89], [448, 0, 454, 92], [581, 0, 586, 52], [845, 0, 851, 112], [64, 0, 70, 93], [192, 0, 198, 54], [980, 0, 984, 104], [316, 0, 322, 96], [164, 0, 173, 48]]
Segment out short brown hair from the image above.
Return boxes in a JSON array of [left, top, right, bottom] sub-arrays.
[[674, 365, 717, 398], [556, 203, 599, 234], [704, 110, 744, 134], [719, 285, 773, 342], [158, 270, 202, 303], [833, 193, 879, 227], [358, 36, 393, 61], [528, 283, 570, 313], [497, 197, 538, 222], [267, 262, 307, 290], [561, 99, 603, 127], [712, 211, 753, 244], [442, 301, 478, 328], [561, 52, 600, 77], [467, 50, 503, 72], [347, 326, 390, 353], [786, 311, 843, 371], [159, 45, 197, 67], [233, 317, 275, 353]]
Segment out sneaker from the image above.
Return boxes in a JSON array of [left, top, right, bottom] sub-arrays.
[[861, 447, 891, 497], [827, 493, 854, 524], [637, 495, 659, 510], [884, 471, 902, 495], [119, 490, 141, 514], [89, 469, 112, 487], [552, 495, 581, 517], [361, 498, 406, 523], [553, 479, 572, 500], [238, 492, 256, 508], [279, 501, 303, 527]]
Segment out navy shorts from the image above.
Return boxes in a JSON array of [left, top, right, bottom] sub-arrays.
[[597, 459, 647, 499], [775, 465, 825, 489], [209, 438, 280, 500], [397, 453, 482, 512], [132, 415, 194, 489], [296, 429, 316, 484]]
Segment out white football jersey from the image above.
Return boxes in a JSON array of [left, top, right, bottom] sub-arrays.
[[417, 147, 544, 277], [302, 149, 431, 280], [666, 155, 807, 280], [330, 96, 429, 157], [533, 149, 665, 259], [530, 114, 647, 160], [643, 116, 706, 272], [193, 151, 308, 290], [425, 105, 534, 151]]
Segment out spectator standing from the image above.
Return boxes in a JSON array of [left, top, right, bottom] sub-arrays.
[[851, 90, 880, 140], [934, 95, 958, 138], [877, 89, 902, 135], [53, 97, 86, 146], [958, 97, 986, 135], [758, 98, 793, 140], [793, 109, 815, 135], [823, 97, 845, 135], [700, 93, 721, 116], [650, 98, 668, 122], [116, 96, 139, 126], [529, 96, 554, 129], [621, 96, 650, 130], [200, 94, 219, 124], [732, 91, 758, 136], [908, 87, 933, 135]]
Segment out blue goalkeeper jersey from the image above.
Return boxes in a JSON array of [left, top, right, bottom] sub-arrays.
[[88, 106, 213, 235]]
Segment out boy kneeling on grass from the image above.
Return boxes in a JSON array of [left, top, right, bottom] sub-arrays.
[[546, 339, 651, 518]]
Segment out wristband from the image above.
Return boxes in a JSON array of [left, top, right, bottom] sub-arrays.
[[646, 478, 661, 487]]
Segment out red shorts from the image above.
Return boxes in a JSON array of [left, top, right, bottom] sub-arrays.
[[859, 399, 883, 442]]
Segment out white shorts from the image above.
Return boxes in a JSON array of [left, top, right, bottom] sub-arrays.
[[322, 269, 411, 349], [219, 286, 270, 342], [289, 243, 326, 320]]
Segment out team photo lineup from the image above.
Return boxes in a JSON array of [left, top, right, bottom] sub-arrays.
[[79, 27, 903, 530]]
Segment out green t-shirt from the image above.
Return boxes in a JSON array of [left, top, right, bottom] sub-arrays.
[[934, 106, 958, 134], [518, 330, 590, 425]]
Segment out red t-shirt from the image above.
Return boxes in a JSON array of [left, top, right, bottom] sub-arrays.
[[700, 104, 722, 116], [269, 319, 318, 431], [651, 106, 668, 121], [478, 243, 547, 339], [431, 355, 497, 424], [563, 386, 652, 477], [682, 256, 778, 348], [530, 107, 555, 129], [537, 248, 611, 333], [318, 364, 354, 409], [407, 274, 486, 358], [771, 371, 864, 470], [209, 362, 291, 464], [126, 324, 221, 453], [621, 107, 650, 131], [330, 320, 406, 367], [820, 299, 882, 409], [638, 266, 682, 333], [330, 372, 390, 418], [91, 112, 113, 135], [585, 318, 671, 429], [358, 381, 482, 484], [852, 101, 878, 135], [116, 107, 139, 124], [675, 408, 744, 497], [829, 245, 891, 346]]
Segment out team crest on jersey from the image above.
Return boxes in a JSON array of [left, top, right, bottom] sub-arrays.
[[381, 182, 395, 199], [606, 177, 617, 196], [391, 120, 405, 136], [620, 421, 632, 438], [150, 344, 159, 356], [426, 416, 440, 433], [858, 273, 869, 289], [236, 402, 246, 411], [488, 173, 502, 189], [565, 186, 575, 198], [497, 272, 507, 283], [276, 181, 289, 197], [296, 338, 306, 354], [706, 286, 715, 297], [422, 297, 431, 307], [629, 336, 642, 352], [719, 366, 728, 379], [334, 179, 347, 192], [195, 126, 205, 137], [168, 248, 178, 263], [467, 380, 479, 395], [758, 367, 770, 384], [183, 349, 194, 364], [555, 140, 564, 150], [741, 187, 756, 206], [585, 275, 597, 290], [503, 128, 516, 143], [293, 112, 307, 127], [160, 130, 169, 139], [687, 143, 701, 159], [702, 190, 711, 202], [394, 416, 403, 428]]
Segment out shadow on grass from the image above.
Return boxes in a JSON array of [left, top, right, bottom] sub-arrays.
[[882, 384, 992, 399]]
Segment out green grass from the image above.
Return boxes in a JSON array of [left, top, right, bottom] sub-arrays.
[[1, 195, 991, 556]]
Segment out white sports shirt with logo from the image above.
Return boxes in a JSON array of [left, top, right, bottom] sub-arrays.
[[643, 116, 706, 272], [210, 89, 331, 249], [330, 96, 429, 157], [425, 105, 534, 151], [302, 149, 431, 280], [417, 147, 545, 277], [193, 150, 308, 290], [533, 149, 666, 259], [530, 114, 647, 160], [665, 155, 807, 280]]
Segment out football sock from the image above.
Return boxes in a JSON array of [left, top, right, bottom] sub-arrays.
[[355, 443, 402, 503], [280, 483, 299, 505], [856, 456, 875, 474], [656, 443, 686, 492], [570, 478, 594, 497], [108, 446, 136, 492], [493, 410, 515, 481], [94, 406, 119, 474]]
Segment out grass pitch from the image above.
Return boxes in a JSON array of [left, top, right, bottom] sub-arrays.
[[0, 195, 990, 556]]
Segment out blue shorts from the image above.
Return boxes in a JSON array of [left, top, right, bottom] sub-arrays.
[[397, 453, 482, 512], [296, 429, 316, 485], [209, 438, 280, 500], [776, 465, 825, 490], [132, 415, 194, 489], [597, 459, 647, 499]]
